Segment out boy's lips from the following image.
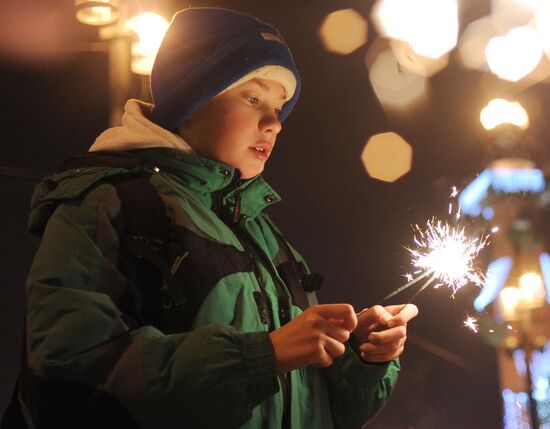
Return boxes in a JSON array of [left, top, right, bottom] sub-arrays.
[[250, 141, 273, 161]]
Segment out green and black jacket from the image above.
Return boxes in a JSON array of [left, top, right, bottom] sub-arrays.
[[17, 147, 399, 428]]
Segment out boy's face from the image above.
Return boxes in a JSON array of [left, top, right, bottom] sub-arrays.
[[178, 78, 286, 179]]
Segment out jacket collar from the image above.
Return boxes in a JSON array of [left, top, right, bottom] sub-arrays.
[[132, 148, 281, 221]]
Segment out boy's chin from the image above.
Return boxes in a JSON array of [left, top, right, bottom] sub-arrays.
[[239, 166, 264, 180], [240, 172, 261, 180]]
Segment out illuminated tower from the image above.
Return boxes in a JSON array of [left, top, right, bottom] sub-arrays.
[[460, 100, 550, 429]]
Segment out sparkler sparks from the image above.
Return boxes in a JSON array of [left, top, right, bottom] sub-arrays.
[[380, 218, 488, 304], [410, 219, 486, 295], [463, 315, 479, 333], [374, 186, 489, 320]]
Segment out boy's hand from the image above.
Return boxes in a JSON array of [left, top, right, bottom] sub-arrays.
[[269, 304, 357, 374], [352, 304, 418, 363]]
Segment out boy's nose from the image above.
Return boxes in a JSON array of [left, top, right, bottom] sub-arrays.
[[260, 113, 282, 135]]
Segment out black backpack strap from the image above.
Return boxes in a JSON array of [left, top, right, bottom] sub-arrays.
[[58, 152, 186, 323], [262, 216, 323, 312], [59, 151, 153, 171], [110, 175, 187, 320]]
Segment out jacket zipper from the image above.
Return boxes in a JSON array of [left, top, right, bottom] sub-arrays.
[[229, 224, 291, 428], [215, 174, 291, 428]]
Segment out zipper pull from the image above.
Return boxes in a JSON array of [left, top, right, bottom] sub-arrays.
[[232, 189, 241, 224]]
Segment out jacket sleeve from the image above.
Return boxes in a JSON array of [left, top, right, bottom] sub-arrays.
[[26, 183, 279, 429], [273, 224, 401, 427], [323, 343, 400, 429]]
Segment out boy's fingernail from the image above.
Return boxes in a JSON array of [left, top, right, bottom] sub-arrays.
[[385, 317, 394, 327]]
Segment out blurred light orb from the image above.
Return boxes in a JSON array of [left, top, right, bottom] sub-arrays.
[[126, 12, 169, 75], [458, 17, 498, 70], [366, 47, 428, 109], [491, 0, 537, 31], [534, 1, 550, 57], [499, 286, 521, 320], [485, 26, 543, 81], [389, 39, 449, 77], [319, 9, 368, 55], [361, 132, 412, 182], [479, 98, 529, 130], [371, 0, 458, 59], [519, 272, 545, 306], [126, 12, 169, 54], [371, 0, 411, 41], [75, 0, 118, 26]]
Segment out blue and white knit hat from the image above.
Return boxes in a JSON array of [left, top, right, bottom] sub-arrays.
[[150, 7, 301, 131]]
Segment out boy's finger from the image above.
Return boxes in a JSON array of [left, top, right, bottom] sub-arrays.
[[360, 305, 393, 326], [367, 326, 406, 344], [384, 304, 419, 328], [321, 320, 351, 343], [314, 304, 358, 331]]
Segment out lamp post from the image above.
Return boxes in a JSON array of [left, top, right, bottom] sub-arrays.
[[74, 1, 168, 126], [500, 272, 547, 429]]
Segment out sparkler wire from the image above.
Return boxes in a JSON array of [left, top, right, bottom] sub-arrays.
[[377, 271, 431, 303], [392, 274, 437, 317]]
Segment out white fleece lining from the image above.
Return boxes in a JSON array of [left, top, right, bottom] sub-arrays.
[[89, 99, 193, 153], [220, 65, 297, 100]]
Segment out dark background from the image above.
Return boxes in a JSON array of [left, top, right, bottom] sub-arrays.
[[6, 0, 548, 427]]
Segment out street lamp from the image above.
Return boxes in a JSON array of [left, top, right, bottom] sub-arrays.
[[74, 3, 168, 125], [125, 12, 169, 75], [75, 0, 119, 26]]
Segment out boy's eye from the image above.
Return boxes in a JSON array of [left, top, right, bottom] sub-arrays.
[[247, 95, 259, 105], [274, 108, 282, 115]]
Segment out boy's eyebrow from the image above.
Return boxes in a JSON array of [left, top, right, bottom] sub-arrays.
[[251, 79, 287, 100]]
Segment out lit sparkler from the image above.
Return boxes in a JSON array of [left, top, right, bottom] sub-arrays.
[[359, 187, 489, 321], [380, 218, 488, 306], [463, 315, 479, 333]]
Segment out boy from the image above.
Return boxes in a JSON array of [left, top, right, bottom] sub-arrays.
[[3, 7, 417, 429]]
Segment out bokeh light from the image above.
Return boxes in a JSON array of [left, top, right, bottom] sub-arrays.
[[534, 1, 550, 57], [519, 272, 545, 307], [366, 44, 428, 109], [485, 26, 543, 82], [371, 0, 458, 59], [491, 0, 537, 32], [126, 12, 169, 75], [458, 17, 498, 71], [499, 286, 521, 321], [361, 132, 412, 182], [389, 39, 449, 77], [318, 9, 368, 55], [479, 98, 529, 130]]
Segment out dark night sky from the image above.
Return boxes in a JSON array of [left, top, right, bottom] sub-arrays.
[[8, 0, 550, 427]]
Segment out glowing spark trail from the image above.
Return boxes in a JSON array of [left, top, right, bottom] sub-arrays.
[[463, 315, 479, 333], [410, 220, 486, 294], [379, 218, 488, 306]]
